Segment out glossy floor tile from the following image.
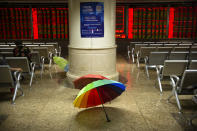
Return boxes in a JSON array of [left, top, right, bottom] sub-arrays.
[[0, 54, 197, 131]]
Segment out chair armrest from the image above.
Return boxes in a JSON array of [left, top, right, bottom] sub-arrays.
[[136, 51, 140, 59], [170, 75, 180, 91], [54, 49, 58, 56], [144, 56, 149, 64], [127, 45, 130, 52], [48, 52, 53, 59], [41, 56, 45, 64], [30, 62, 36, 73], [155, 65, 163, 78], [158, 65, 163, 72], [156, 65, 163, 73], [13, 71, 22, 82], [131, 48, 135, 55]]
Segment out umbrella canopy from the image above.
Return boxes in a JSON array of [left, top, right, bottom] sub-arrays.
[[73, 74, 109, 89], [73, 79, 126, 108], [53, 56, 68, 71], [64, 64, 69, 72]]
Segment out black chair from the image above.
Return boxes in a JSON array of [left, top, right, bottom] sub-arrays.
[[0, 65, 23, 104], [168, 70, 197, 112], [144, 52, 168, 78], [156, 60, 188, 93]]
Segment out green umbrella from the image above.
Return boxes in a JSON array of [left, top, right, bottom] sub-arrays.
[[53, 56, 68, 71]]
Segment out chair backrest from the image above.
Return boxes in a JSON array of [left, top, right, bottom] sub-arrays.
[[0, 42, 6, 45], [0, 45, 10, 48], [134, 44, 148, 54], [148, 52, 168, 65], [168, 52, 188, 60], [156, 42, 168, 44], [127, 45, 131, 53], [130, 42, 142, 44], [149, 44, 163, 47], [179, 44, 192, 46], [0, 52, 14, 57], [140, 47, 157, 58], [168, 41, 181, 44], [5, 57, 30, 73], [0, 48, 14, 52], [32, 47, 48, 58], [191, 46, 197, 51], [0, 65, 14, 87], [22, 42, 32, 45], [33, 42, 45, 45], [31, 51, 41, 66], [189, 51, 197, 60], [25, 45, 39, 48], [173, 46, 190, 52], [188, 60, 197, 69], [179, 70, 197, 91], [40, 45, 55, 52], [162, 60, 188, 76], [144, 42, 155, 44], [46, 42, 58, 45], [157, 47, 173, 52], [181, 42, 193, 44], [164, 44, 178, 47]]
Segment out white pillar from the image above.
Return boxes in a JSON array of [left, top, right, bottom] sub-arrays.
[[67, 0, 119, 85]]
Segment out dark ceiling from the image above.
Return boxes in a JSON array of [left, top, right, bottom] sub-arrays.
[[0, 0, 196, 3]]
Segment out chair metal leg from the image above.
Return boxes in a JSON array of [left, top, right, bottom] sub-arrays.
[[40, 57, 45, 79], [137, 57, 140, 68], [189, 111, 197, 125], [136, 53, 140, 68], [19, 86, 24, 96], [145, 65, 149, 78], [167, 88, 175, 102], [131, 48, 135, 63], [127, 52, 130, 60], [167, 94, 173, 102], [132, 54, 135, 63], [30, 62, 36, 87], [16, 75, 23, 96], [12, 84, 18, 104], [168, 79, 176, 102], [40, 64, 44, 79], [30, 72, 34, 87], [49, 59, 52, 69], [174, 90, 182, 111], [12, 71, 23, 104], [156, 67, 162, 93], [157, 76, 163, 93]]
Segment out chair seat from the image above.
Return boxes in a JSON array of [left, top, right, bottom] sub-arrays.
[[178, 89, 195, 95], [0, 83, 13, 88]]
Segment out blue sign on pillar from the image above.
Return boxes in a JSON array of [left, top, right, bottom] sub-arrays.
[[80, 2, 104, 38]]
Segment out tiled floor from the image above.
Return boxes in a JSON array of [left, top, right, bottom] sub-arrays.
[[0, 54, 197, 131]]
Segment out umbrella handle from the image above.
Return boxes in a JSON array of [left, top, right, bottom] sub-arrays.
[[101, 103, 111, 122], [96, 88, 111, 122]]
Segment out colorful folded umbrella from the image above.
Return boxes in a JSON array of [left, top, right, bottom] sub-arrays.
[[73, 79, 126, 122], [53, 56, 68, 72], [73, 74, 109, 89]]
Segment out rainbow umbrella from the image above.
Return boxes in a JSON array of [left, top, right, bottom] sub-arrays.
[[73, 79, 126, 122], [53, 56, 68, 72], [73, 74, 109, 89]]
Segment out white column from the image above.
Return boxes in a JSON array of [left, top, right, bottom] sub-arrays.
[[67, 0, 119, 85]]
